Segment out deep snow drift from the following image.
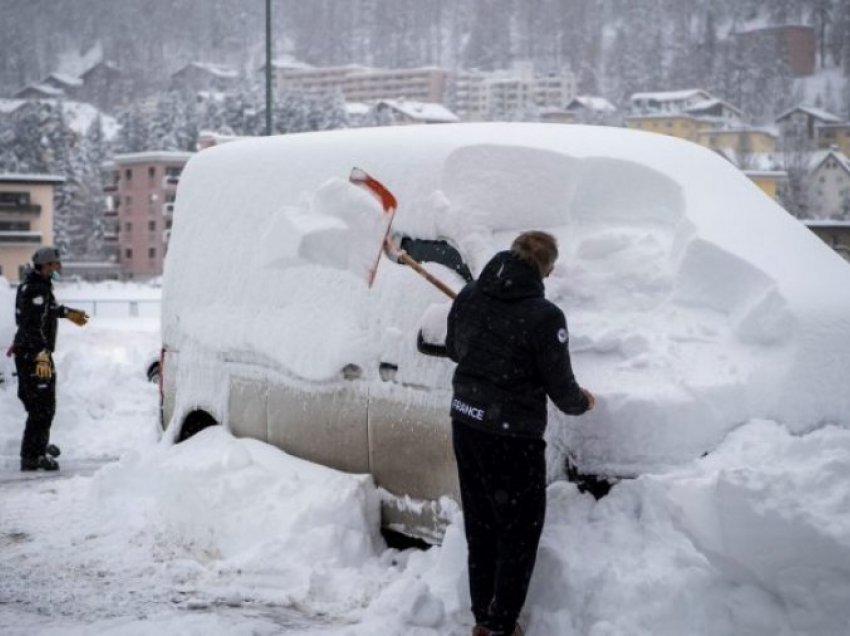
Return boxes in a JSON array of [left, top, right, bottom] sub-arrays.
[[1, 311, 850, 635]]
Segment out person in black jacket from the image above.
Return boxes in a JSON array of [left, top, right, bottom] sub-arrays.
[[445, 231, 594, 636], [11, 246, 89, 471]]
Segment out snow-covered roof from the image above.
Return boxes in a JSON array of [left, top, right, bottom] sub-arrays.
[[175, 62, 239, 79], [776, 105, 843, 124], [345, 102, 371, 116], [817, 121, 850, 130], [686, 98, 743, 116], [14, 83, 65, 98], [715, 149, 783, 172], [809, 148, 850, 174], [565, 96, 616, 113], [80, 61, 122, 78], [630, 89, 711, 103], [112, 151, 195, 165], [803, 219, 850, 228], [377, 99, 459, 123], [0, 98, 25, 114], [701, 126, 777, 138], [0, 173, 66, 184], [44, 72, 83, 87]]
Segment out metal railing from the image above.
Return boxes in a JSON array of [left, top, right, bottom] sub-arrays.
[[63, 298, 161, 318]]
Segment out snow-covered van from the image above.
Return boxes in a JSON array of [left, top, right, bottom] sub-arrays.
[[161, 123, 850, 542]]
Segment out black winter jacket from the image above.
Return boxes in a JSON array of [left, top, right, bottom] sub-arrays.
[[14, 270, 68, 354], [446, 251, 590, 438]]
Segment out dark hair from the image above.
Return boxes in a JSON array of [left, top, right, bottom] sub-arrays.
[[511, 231, 558, 277]]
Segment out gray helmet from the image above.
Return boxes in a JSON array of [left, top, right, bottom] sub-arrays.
[[32, 246, 61, 265]]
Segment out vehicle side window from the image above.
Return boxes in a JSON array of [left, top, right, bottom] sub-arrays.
[[399, 237, 473, 282]]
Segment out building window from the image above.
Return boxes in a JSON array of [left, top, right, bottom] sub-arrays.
[[0, 221, 30, 231], [148, 247, 156, 259], [125, 195, 132, 206], [0, 191, 31, 207], [125, 248, 133, 259], [125, 221, 132, 231], [148, 220, 156, 231], [148, 166, 156, 179], [125, 168, 132, 180]]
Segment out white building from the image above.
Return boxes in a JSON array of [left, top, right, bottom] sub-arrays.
[[806, 148, 850, 219], [451, 62, 576, 121]]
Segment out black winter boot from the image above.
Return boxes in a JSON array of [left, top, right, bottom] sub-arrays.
[[46, 444, 61, 457], [21, 455, 59, 471]]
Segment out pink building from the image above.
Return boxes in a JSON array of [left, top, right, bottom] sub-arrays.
[[103, 151, 193, 279]]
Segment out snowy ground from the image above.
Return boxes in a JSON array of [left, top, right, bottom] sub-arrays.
[[2, 287, 850, 635]]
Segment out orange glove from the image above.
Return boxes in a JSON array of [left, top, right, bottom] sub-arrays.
[[65, 308, 89, 326], [34, 351, 53, 380]]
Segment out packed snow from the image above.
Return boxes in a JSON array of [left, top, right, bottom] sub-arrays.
[[2, 288, 850, 634]]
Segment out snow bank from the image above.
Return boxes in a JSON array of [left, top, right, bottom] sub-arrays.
[[3, 318, 850, 635], [164, 122, 850, 474]]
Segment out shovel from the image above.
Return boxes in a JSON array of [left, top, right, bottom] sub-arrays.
[[349, 167, 457, 299]]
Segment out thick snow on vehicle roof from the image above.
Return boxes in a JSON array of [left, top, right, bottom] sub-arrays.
[[163, 122, 850, 475]]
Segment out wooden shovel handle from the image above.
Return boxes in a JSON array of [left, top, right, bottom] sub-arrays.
[[395, 250, 457, 299]]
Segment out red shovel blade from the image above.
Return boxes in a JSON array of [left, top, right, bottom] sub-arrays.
[[349, 167, 398, 287]]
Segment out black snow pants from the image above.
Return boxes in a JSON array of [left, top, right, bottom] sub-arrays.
[[452, 420, 547, 634], [15, 353, 56, 460]]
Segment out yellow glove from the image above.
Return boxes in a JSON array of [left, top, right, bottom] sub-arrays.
[[65, 308, 89, 327], [34, 351, 53, 380]]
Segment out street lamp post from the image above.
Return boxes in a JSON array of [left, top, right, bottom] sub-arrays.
[[265, 0, 273, 135]]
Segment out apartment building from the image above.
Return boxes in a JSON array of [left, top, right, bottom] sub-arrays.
[[270, 62, 449, 104], [451, 63, 576, 121], [0, 173, 64, 283], [103, 152, 193, 279]]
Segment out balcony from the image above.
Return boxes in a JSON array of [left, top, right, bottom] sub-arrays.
[[104, 208, 118, 218], [162, 203, 174, 217], [0, 203, 41, 215], [0, 231, 42, 244], [103, 183, 118, 193]]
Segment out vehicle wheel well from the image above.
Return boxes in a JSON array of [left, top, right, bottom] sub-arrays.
[[146, 360, 160, 383], [177, 409, 218, 443]]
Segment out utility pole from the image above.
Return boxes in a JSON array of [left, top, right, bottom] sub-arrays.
[[265, 0, 273, 135]]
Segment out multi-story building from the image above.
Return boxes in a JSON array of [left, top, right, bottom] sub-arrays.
[[103, 151, 193, 279], [269, 62, 449, 104], [624, 113, 716, 143], [0, 173, 64, 283], [806, 148, 850, 219], [697, 128, 778, 156], [776, 106, 843, 146], [450, 63, 576, 121]]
